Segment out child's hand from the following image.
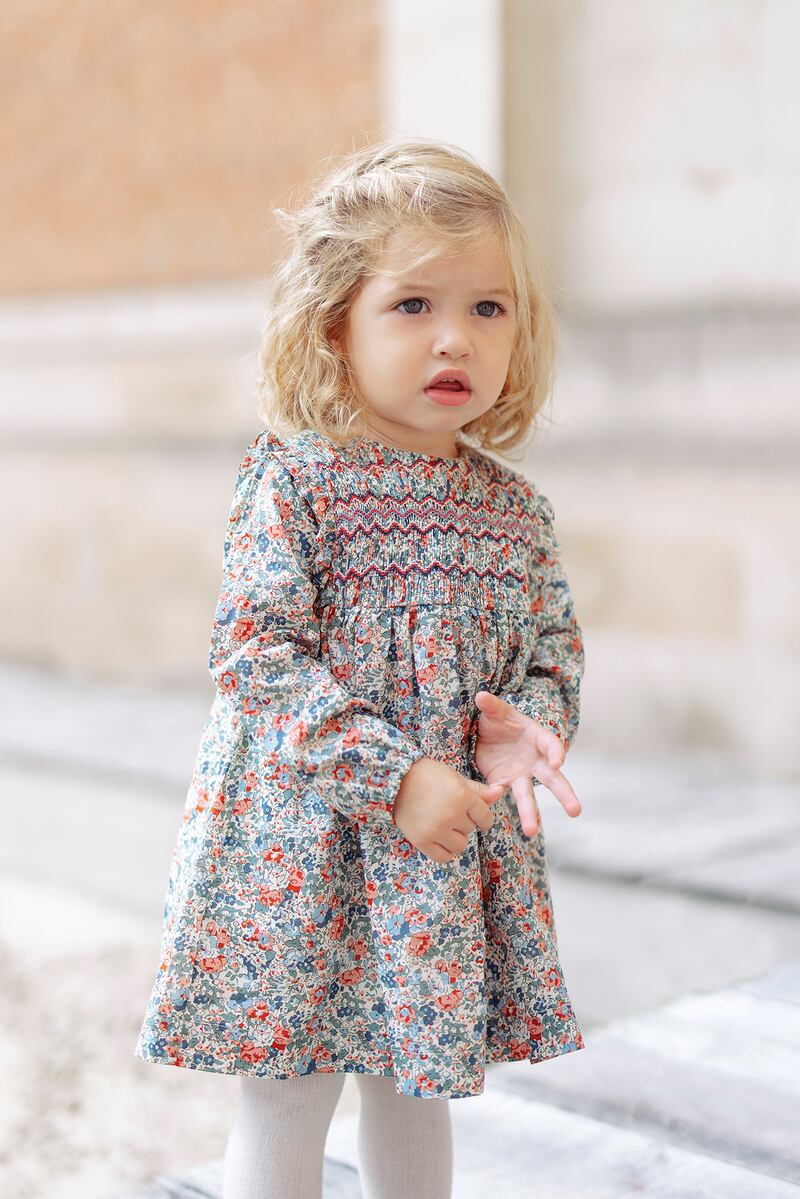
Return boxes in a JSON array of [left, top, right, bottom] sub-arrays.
[[472, 690, 582, 837], [392, 756, 506, 864]]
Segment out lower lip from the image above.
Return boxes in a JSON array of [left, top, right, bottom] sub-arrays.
[[425, 388, 472, 406]]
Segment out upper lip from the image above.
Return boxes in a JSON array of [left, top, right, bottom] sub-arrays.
[[426, 369, 473, 391]]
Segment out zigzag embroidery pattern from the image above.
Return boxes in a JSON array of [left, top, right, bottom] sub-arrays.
[[332, 559, 528, 587], [331, 496, 539, 548]]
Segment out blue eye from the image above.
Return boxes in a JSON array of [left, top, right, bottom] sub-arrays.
[[396, 298, 426, 315], [395, 298, 506, 318], [475, 300, 505, 318]]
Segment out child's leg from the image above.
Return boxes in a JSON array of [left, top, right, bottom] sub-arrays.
[[354, 1073, 453, 1199], [222, 1070, 346, 1199]]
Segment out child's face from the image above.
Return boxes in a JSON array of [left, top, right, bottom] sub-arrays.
[[332, 224, 517, 455]]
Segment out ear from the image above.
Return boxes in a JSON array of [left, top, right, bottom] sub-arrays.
[[329, 319, 348, 357]]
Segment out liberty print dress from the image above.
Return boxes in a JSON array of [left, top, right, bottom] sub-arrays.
[[134, 428, 586, 1099]]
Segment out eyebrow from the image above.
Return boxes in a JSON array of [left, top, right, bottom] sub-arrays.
[[386, 281, 515, 300]]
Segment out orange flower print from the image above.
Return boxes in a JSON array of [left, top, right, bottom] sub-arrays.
[[434, 958, 461, 984], [407, 931, 432, 957], [286, 866, 305, 893], [193, 788, 209, 813], [204, 921, 230, 948], [486, 858, 503, 883], [331, 763, 355, 784], [271, 1025, 292, 1051], [232, 617, 256, 642], [435, 989, 463, 1011], [287, 721, 309, 746], [339, 966, 365, 986], [525, 1014, 544, 1040], [200, 955, 226, 973], [415, 663, 438, 685], [240, 1042, 267, 1064], [247, 1002, 271, 1022]]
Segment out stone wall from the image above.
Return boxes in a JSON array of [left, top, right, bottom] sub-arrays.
[[505, 0, 800, 776]]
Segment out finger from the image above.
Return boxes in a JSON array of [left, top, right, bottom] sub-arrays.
[[434, 825, 465, 851], [452, 819, 481, 838], [522, 722, 565, 770], [545, 735, 566, 770], [465, 802, 494, 832], [531, 761, 581, 817], [477, 781, 506, 804], [474, 690, 528, 728], [426, 844, 452, 864], [510, 774, 540, 837]]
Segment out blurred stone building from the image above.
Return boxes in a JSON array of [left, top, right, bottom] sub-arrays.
[[1, 0, 797, 776]]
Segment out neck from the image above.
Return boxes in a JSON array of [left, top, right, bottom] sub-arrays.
[[362, 421, 461, 458]]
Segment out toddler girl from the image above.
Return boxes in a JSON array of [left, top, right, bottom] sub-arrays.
[[135, 135, 586, 1199]]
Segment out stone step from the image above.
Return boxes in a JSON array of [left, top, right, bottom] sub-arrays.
[[117, 960, 800, 1198], [326, 1085, 799, 1199], [120, 1155, 361, 1198], [543, 753, 800, 916], [487, 963, 800, 1185]]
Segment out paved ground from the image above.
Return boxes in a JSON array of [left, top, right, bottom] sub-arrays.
[[1, 663, 798, 1198]]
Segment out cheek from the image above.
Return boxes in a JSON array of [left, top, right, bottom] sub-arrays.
[[496, 328, 516, 368], [480, 328, 513, 366], [365, 326, 414, 368]]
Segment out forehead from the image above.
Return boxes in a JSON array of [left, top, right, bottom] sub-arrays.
[[367, 224, 512, 289]]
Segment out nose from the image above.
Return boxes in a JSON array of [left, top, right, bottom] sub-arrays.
[[432, 317, 473, 358]]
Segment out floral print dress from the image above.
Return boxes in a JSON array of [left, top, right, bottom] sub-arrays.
[[133, 428, 586, 1099]]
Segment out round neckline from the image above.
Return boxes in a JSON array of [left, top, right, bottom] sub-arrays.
[[349, 435, 471, 466]]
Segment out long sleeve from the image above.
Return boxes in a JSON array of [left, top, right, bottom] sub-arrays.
[[468, 487, 585, 785], [208, 442, 426, 831]]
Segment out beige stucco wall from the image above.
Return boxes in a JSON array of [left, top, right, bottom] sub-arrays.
[[1, 0, 380, 293]]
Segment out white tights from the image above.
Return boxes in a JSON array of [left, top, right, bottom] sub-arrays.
[[222, 1069, 453, 1199]]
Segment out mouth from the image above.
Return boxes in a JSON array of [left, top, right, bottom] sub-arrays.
[[425, 385, 472, 406], [424, 370, 473, 405]]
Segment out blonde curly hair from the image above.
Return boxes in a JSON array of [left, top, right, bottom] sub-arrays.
[[256, 135, 559, 461]]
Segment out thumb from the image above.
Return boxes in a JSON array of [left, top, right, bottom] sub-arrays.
[[478, 781, 506, 803]]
